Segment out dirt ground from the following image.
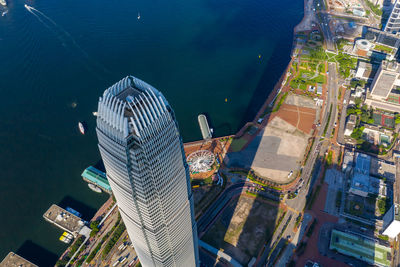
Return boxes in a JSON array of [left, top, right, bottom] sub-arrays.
[[202, 195, 281, 265], [276, 104, 316, 135]]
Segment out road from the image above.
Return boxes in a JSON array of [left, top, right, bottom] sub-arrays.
[[337, 88, 351, 145], [325, 62, 339, 141], [314, 0, 336, 51]]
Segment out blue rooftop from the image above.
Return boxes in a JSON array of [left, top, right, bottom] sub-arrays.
[[81, 166, 111, 193], [354, 153, 370, 175], [351, 172, 370, 194]]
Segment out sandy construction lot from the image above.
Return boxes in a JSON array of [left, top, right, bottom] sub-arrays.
[[202, 195, 281, 265]]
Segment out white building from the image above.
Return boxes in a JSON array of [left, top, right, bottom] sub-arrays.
[[96, 76, 199, 267], [370, 60, 400, 101], [383, 204, 400, 238], [344, 115, 357, 137], [383, 157, 400, 239]]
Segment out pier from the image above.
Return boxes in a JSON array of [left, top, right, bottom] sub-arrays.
[[0, 252, 38, 267], [198, 114, 212, 140], [43, 204, 86, 237], [81, 166, 112, 194]]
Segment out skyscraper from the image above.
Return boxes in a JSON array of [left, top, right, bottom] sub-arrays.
[[96, 76, 199, 267], [385, 0, 400, 34]]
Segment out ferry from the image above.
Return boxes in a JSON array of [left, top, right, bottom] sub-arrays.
[[88, 183, 102, 193], [78, 122, 85, 135]]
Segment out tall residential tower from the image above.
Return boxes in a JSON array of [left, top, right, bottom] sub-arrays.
[[96, 76, 199, 267]]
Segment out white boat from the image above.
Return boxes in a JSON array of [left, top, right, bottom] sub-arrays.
[[88, 183, 102, 193], [59, 235, 72, 244], [78, 122, 85, 135], [137, 12, 140, 20], [92, 111, 98, 116], [0, 0, 7, 6], [2, 10, 8, 16]]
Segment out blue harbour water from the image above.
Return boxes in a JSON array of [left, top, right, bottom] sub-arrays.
[[0, 0, 303, 264]]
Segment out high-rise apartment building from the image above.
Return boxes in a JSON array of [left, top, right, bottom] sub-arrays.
[[96, 76, 199, 267], [385, 0, 400, 34]]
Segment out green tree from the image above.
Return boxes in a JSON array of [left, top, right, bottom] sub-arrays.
[[90, 220, 100, 237], [351, 126, 365, 140], [378, 198, 387, 214]]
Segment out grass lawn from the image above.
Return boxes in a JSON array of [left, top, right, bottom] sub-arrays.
[[230, 138, 248, 152], [374, 44, 393, 53], [290, 68, 326, 90]]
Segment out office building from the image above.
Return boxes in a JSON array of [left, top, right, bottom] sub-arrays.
[[96, 76, 199, 267], [370, 60, 400, 101]]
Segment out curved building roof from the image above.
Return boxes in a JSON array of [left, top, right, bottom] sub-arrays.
[[97, 76, 170, 139]]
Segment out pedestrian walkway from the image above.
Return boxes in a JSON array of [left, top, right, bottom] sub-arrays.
[[198, 240, 243, 267]]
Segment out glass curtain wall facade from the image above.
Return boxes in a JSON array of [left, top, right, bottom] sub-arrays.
[[385, 0, 400, 34], [96, 76, 199, 267]]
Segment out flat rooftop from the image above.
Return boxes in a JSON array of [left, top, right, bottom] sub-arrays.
[[330, 229, 391, 267], [0, 252, 37, 267], [351, 172, 370, 193], [370, 158, 396, 181], [372, 72, 397, 98], [43, 204, 84, 235], [355, 153, 371, 175]]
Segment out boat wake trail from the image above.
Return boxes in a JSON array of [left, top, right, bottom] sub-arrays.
[[24, 4, 110, 77]]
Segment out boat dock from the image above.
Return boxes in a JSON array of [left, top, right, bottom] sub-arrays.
[[0, 252, 38, 267], [43, 204, 85, 237], [198, 114, 212, 140], [81, 166, 112, 194]]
